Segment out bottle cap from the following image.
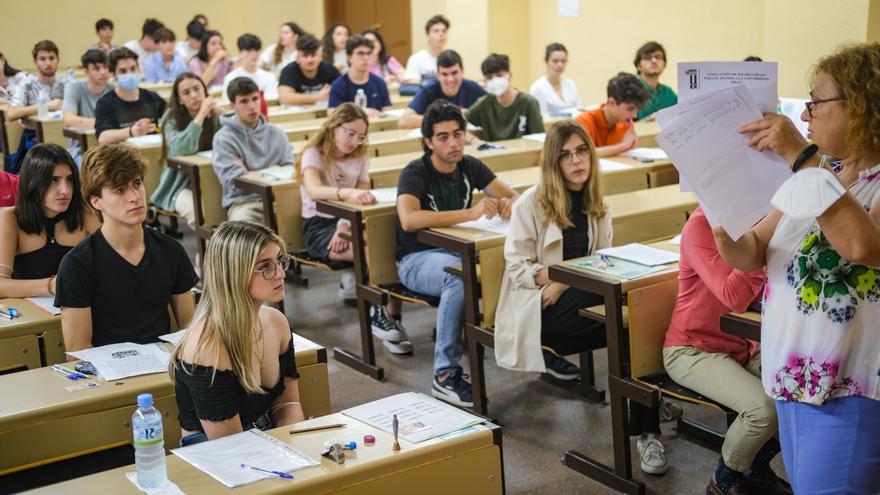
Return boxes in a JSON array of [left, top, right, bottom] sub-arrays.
[[137, 393, 153, 407], [363, 434, 375, 446]]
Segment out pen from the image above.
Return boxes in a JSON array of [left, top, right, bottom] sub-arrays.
[[600, 254, 615, 267], [289, 422, 346, 434], [52, 364, 86, 380], [0, 308, 18, 319], [392, 414, 400, 451], [240, 464, 294, 479]]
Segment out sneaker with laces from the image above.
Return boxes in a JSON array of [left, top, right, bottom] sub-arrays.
[[432, 372, 474, 408], [381, 337, 414, 355], [636, 434, 668, 475], [338, 271, 356, 300], [543, 350, 580, 380], [370, 305, 405, 342]]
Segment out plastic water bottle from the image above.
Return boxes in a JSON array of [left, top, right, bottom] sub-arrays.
[[67, 68, 75, 83], [37, 90, 49, 119], [354, 88, 367, 109], [132, 393, 168, 488]]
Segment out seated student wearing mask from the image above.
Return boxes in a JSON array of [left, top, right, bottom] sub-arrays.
[[56, 144, 197, 352], [222, 34, 279, 102], [143, 28, 187, 84], [465, 53, 543, 142], [328, 35, 390, 118], [396, 101, 519, 407], [399, 50, 485, 130], [62, 49, 114, 164], [278, 34, 340, 106], [575, 72, 648, 158], [94, 47, 166, 145], [213, 77, 293, 224]]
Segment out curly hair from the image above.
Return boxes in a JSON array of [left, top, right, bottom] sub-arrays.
[[812, 42, 880, 157]]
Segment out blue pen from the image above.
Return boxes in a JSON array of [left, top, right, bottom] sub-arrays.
[[240, 463, 294, 479], [0, 307, 18, 319], [600, 254, 615, 267], [52, 364, 86, 380]]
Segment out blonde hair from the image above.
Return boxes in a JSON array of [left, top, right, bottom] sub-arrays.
[[170, 221, 286, 394], [537, 120, 607, 229], [295, 102, 370, 181]]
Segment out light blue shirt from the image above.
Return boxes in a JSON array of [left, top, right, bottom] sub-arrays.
[[143, 52, 187, 83]]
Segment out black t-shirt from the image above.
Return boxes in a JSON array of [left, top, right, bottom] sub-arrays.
[[94, 89, 166, 139], [562, 188, 589, 261], [396, 154, 496, 259], [279, 61, 341, 94], [55, 227, 198, 347]]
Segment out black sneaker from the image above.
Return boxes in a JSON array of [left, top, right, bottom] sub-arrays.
[[369, 305, 405, 342], [432, 372, 474, 408], [543, 351, 580, 380]]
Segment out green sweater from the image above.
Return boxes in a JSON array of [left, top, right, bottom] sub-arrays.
[[465, 92, 544, 142], [636, 77, 677, 120], [150, 113, 219, 211]]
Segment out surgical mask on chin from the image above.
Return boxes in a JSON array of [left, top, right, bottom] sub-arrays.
[[485, 76, 509, 96], [117, 73, 141, 91]]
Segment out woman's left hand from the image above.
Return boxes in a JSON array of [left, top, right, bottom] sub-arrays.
[[541, 282, 567, 309], [738, 113, 807, 162], [328, 230, 350, 253]]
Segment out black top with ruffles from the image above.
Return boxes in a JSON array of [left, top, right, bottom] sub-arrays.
[[11, 215, 74, 280]]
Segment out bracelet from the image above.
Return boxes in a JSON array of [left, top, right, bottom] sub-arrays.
[[270, 401, 301, 414], [336, 187, 343, 200], [128, 126, 133, 137], [790, 143, 819, 172]]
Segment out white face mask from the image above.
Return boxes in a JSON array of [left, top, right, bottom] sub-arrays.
[[485, 75, 510, 96]]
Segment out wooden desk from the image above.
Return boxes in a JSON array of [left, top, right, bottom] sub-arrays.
[[63, 127, 97, 153], [0, 334, 330, 475], [126, 138, 164, 202], [288, 128, 422, 160], [267, 94, 412, 124], [721, 311, 761, 342], [27, 412, 503, 495], [277, 114, 399, 142], [21, 116, 66, 147], [165, 154, 224, 255], [0, 298, 61, 372], [604, 185, 698, 246]]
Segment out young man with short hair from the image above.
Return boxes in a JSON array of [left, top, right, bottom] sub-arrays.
[[55, 144, 197, 351], [143, 28, 187, 83], [405, 15, 449, 83], [465, 53, 543, 142], [94, 48, 166, 145], [212, 77, 293, 223], [63, 49, 114, 163], [399, 50, 485, 129], [6, 40, 65, 123], [575, 72, 649, 157], [123, 18, 164, 64], [91, 18, 118, 54], [633, 41, 677, 121], [222, 34, 279, 101], [278, 34, 340, 106], [176, 19, 204, 62], [396, 101, 519, 407], [328, 36, 390, 118]]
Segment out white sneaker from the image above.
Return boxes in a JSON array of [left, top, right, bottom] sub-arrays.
[[338, 271, 356, 300], [636, 434, 668, 475], [382, 337, 413, 355]]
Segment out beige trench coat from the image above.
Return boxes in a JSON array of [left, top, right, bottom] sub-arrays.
[[494, 186, 612, 372]]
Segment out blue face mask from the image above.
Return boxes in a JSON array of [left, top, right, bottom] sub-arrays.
[[117, 73, 141, 91]]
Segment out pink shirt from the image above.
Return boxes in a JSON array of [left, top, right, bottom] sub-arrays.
[[663, 208, 765, 364], [299, 147, 369, 219], [369, 56, 403, 79], [187, 57, 232, 87], [0, 171, 19, 207]]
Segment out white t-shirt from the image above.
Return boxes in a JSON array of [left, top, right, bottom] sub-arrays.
[[529, 75, 582, 115], [175, 41, 198, 63], [333, 50, 348, 74], [222, 67, 279, 101], [404, 49, 437, 82], [123, 40, 154, 68], [260, 44, 297, 77]]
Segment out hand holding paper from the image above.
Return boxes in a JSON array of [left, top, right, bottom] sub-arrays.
[[738, 113, 809, 162]]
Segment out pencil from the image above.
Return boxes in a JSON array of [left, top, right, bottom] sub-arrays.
[[289, 423, 347, 434]]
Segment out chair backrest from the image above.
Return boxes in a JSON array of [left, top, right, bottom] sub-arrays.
[[365, 212, 401, 286], [627, 277, 679, 379], [0, 109, 24, 158], [273, 181, 305, 252], [479, 244, 505, 329], [196, 162, 227, 229]]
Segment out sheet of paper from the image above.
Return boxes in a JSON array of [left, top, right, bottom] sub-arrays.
[[291, 333, 321, 353], [197, 150, 213, 159], [522, 132, 546, 143], [669, 234, 682, 245], [565, 255, 669, 280], [125, 472, 185, 495], [383, 108, 407, 117], [597, 243, 680, 266], [342, 392, 483, 444], [127, 134, 163, 147], [172, 429, 317, 488], [677, 61, 778, 113], [370, 187, 397, 204], [159, 329, 185, 346], [407, 128, 422, 138], [623, 147, 668, 160], [68, 342, 171, 380], [599, 159, 633, 172], [655, 86, 791, 240], [26, 295, 59, 315], [778, 97, 810, 138], [455, 215, 510, 234], [259, 166, 294, 181]]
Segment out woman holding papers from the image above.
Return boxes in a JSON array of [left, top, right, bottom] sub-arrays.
[[171, 221, 304, 445], [0, 144, 98, 298], [296, 102, 412, 355], [714, 43, 880, 493], [151, 72, 221, 230]]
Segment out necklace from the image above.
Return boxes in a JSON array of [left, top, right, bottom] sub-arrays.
[[254, 317, 264, 368]]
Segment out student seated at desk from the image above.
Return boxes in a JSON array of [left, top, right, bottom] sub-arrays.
[[278, 34, 340, 107], [399, 50, 485, 130], [298, 103, 412, 354], [151, 72, 221, 229], [90, 18, 118, 55], [187, 30, 231, 88], [175, 19, 204, 63], [530, 43, 582, 115], [143, 28, 187, 84], [94, 47, 166, 145], [0, 144, 98, 298], [171, 221, 305, 445], [213, 77, 293, 223], [328, 36, 391, 118], [575, 72, 648, 158], [465, 53, 543, 142], [362, 28, 406, 86], [494, 121, 608, 380], [123, 18, 164, 65], [663, 208, 786, 495], [633, 41, 677, 121], [222, 34, 279, 102], [322, 23, 350, 74], [55, 144, 197, 351], [396, 101, 519, 407], [62, 49, 114, 164], [0, 52, 27, 105], [260, 22, 304, 77], [405, 15, 449, 84]]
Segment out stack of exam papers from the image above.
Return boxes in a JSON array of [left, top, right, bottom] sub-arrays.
[[455, 215, 510, 234], [597, 243, 680, 266]]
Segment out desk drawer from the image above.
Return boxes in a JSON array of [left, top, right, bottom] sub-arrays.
[[0, 335, 41, 372], [298, 362, 331, 419]]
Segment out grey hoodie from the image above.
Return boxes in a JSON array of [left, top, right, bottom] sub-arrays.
[[212, 112, 294, 207]]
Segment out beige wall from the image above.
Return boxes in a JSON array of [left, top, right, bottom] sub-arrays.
[[409, 0, 489, 81], [870, 0, 880, 43]]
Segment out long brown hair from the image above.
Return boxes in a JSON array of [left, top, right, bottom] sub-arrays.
[[295, 102, 369, 180], [162, 72, 218, 161], [273, 22, 304, 66], [537, 120, 606, 229]]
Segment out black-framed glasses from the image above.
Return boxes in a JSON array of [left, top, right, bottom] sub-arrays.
[[253, 255, 290, 280], [804, 96, 846, 117], [559, 145, 590, 166]]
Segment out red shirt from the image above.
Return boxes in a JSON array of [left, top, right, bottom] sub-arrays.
[[0, 171, 19, 207], [663, 208, 765, 364]]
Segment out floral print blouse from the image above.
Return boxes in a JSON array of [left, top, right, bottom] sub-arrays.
[[762, 163, 880, 405]]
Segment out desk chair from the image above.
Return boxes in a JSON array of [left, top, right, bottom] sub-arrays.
[[0, 109, 24, 166]]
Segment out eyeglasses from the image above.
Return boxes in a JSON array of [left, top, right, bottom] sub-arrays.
[[253, 255, 290, 280], [641, 53, 665, 62], [559, 145, 590, 165], [804, 96, 846, 117], [352, 50, 372, 58], [340, 125, 366, 143]]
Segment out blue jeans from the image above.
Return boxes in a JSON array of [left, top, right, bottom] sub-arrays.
[[397, 248, 464, 376], [777, 397, 880, 494]]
